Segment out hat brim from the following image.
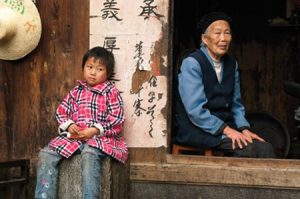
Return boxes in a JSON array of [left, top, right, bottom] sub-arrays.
[[0, 0, 42, 60]]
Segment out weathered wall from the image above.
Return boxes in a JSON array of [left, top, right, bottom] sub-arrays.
[[90, 0, 170, 148]]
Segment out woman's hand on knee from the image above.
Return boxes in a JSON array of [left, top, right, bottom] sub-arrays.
[[223, 126, 252, 149], [242, 129, 265, 142]]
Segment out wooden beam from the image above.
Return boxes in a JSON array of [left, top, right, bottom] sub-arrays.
[[130, 155, 300, 189]]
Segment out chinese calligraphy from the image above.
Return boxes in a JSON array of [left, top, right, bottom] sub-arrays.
[[109, 72, 121, 85], [146, 75, 160, 137], [146, 104, 156, 137], [132, 86, 146, 117], [132, 74, 163, 138], [103, 37, 121, 85], [148, 75, 158, 87], [139, 0, 164, 20], [134, 41, 145, 70], [103, 37, 120, 52], [101, 0, 122, 21]]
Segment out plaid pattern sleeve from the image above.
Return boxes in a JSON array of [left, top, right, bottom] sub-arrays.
[[55, 87, 78, 125], [99, 86, 125, 137]]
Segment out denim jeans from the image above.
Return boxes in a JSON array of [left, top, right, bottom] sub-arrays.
[[34, 144, 106, 199]]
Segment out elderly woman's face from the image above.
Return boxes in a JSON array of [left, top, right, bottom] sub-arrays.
[[201, 20, 232, 60]]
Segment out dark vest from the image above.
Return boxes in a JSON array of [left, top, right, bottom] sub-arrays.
[[175, 49, 236, 148]]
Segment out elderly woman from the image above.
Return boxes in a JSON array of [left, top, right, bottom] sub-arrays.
[[175, 12, 275, 158]]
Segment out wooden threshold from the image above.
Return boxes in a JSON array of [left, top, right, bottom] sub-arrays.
[[130, 154, 300, 189]]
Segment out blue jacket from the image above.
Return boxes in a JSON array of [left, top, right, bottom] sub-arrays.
[[175, 46, 250, 147]]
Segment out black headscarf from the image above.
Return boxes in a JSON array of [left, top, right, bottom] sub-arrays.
[[195, 11, 232, 43]]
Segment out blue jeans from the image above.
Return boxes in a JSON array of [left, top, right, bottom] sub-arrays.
[[34, 144, 106, 199]]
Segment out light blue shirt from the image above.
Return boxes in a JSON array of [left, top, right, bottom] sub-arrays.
[[178, 46, 250, 136]]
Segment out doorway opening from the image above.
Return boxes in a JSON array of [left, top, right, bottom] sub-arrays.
[[170, 0, 299, 159]]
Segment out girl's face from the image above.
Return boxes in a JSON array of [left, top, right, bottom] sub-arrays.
[[83, 57, 107, 87], [201, 20, 232, 61]]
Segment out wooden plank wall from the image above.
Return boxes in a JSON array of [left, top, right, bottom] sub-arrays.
[[0, 0, 89, 161], [232, 29, 300, 141]]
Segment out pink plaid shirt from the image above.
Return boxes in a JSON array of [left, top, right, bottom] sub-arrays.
[[48, 80, 128, 163]]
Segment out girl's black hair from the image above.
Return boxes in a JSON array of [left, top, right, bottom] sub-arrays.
[[82, 47, 115, 78]]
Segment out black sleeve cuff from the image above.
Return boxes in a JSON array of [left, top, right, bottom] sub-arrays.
[[216, 123, 228, 135], [238, 126, 251, 132]]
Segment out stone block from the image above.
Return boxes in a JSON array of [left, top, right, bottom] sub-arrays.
[[58, 155, 113, 199]]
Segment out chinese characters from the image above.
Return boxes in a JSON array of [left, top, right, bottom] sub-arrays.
[[101, 0, 122, 21], [103, 37, 121, 84], [134, 41, 145, 70], [103, 37, 120, 52], [139, 0, 164, 20], [132, 75, 162, 138]]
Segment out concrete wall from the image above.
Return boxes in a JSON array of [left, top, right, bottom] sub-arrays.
[[90, 0, 170, 148]]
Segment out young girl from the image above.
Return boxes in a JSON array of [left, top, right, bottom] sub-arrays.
[[35, 47, 128, 199]]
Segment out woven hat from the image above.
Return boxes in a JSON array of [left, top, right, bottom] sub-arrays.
[[0, 0, 42, 60]]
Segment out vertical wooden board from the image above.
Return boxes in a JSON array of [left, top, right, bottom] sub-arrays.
[[0, 62, 12, 159], [4, 0, 90, 159], [0, 64, 7, 159], [232, 36, 296, 132]]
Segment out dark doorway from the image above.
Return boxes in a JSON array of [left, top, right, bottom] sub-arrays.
[[171, 0, 300, 158], [173, 0, 287, 68]]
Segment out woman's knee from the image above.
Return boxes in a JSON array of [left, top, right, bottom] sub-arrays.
[[237, 143, 256, 157], [254, 141, 275, 158]]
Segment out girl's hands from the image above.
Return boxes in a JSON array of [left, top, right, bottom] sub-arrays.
[[67, 124, 99, 141], [67, 124, 80, 139], [76, 127, 100, 140]]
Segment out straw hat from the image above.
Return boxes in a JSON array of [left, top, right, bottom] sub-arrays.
[[0, 0, 42, 60]]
